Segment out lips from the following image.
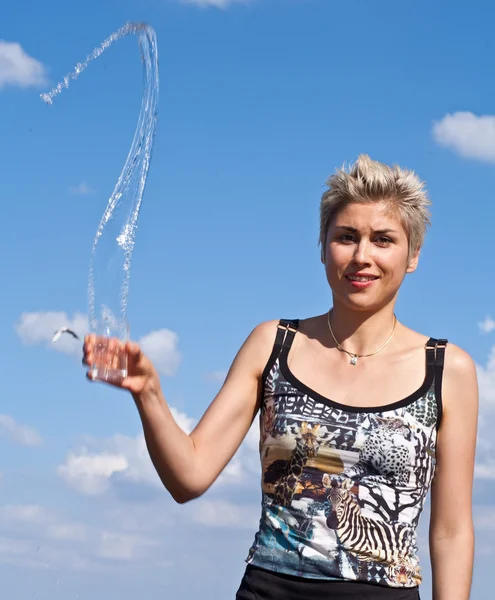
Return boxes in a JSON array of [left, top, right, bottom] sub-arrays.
[[345, 274, 379, 290], [345, 274, 379, 282]]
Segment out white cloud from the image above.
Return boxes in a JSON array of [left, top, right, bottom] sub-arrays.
[[433, 112, 495, 163], [181, 0, 252, 8], [470, 508, 495, 556], [474, 348, 495, 479], [479, 316, 495, 334], [188, 499, 259, 529], [15, 311, 87, 356], [170, 407, 196, 434], [98, 531, 158, 561], [0, 503, 162, 571], [57, 406, 261, 499], [0, 415, 42, 447], [58, 409, 197, 496], [476, 347, 495, 409], [204, 370, 228, 384], [69, 181, 96, 195], [475, 463, 495, 479], [0, 41, 47, 89], [14, 312, 182, 375], [58, 451, 129, 496], [46, 523, 88, 542], [214, 420, 260, 487], [0, 504, 48, 525], [474, 507, 495, 531], [138, 329, 181, 376]]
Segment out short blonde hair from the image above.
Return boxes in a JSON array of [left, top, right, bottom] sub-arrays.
[[319, 154, 431, 256]]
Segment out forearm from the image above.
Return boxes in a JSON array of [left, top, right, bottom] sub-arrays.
[[133, 386, 200, 504], [429, 529, 474, 600]]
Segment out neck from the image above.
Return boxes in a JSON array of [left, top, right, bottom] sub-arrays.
[[328, 301, 398, 357]]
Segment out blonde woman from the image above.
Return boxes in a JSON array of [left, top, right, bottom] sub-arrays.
[[83, 155, 478, 600]]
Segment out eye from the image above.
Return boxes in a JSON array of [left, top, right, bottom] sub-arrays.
[[338, 234, 357, 243], [375, 236, 393, 246]]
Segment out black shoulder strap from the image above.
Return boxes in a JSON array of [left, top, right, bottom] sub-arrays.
[[434, 338, 448, 429], [261, 319, 299, 384], [426, 337, 448, 429], [275, 319, 299, 354], [425, 337, 437, 368]]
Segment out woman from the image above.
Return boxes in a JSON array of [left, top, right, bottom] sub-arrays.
[[83, 155, 478, 600]]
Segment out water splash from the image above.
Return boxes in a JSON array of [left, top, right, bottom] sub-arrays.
[[41, 22, 159, 337]]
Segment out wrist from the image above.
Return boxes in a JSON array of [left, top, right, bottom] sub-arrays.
[[132, 374, 163, 409]]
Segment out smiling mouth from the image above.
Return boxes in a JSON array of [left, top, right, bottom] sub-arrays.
[[346, 275, 379, 282]]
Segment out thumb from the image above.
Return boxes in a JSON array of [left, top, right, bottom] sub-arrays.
[[120, 376, 139, 393], [126, 341, 142, 360]]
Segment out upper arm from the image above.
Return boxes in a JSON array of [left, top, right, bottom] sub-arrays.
[[188, 320, 279, 496], [430, 343, 479, 539]]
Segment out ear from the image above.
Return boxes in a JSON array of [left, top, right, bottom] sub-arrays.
[[342, 478, 353, 492], [406, 247, 420, 274]]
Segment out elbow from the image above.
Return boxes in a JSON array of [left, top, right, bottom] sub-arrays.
[[169, 482, 206, 505], [171, 489, 203, 504], [155, 463, 210, 504]]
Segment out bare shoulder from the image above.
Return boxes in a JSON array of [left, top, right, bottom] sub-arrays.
[[250, 319, 281, 341], [444, 342, 477, 379], [231, 319, 281, 378], [442, 342, 479, 411], [247, 319, 280, 353]]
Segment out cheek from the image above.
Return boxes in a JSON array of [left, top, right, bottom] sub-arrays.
[[380, 252, 410, 278], [325, 243, 347, 266], [324, 246, 350, 280]]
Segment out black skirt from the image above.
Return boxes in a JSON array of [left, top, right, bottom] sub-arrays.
[[235, 565, 421, 600]]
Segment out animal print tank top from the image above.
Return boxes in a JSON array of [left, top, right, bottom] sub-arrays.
[[246, 319, 447, 588]]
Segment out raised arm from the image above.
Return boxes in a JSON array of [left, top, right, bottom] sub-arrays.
[[429, 343, 478, 600], [83, 320, 279, 503]]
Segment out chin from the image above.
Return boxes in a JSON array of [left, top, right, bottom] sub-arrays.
[[335, 292, 384, 312], [337, 291, 397, 314]]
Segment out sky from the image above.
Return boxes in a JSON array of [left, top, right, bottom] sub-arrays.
[[1, 0, 495, 597]]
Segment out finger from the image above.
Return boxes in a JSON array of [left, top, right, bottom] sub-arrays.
[[84, 333, 96, 348], [120, 376, 140, 395], [83, 335, 97, 358], [126, 341, 141, 358], [112, 340, 121, 371], [120, 376, 132, 391]]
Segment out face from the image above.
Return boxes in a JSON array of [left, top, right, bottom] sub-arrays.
[[322, 201, 419, 312]]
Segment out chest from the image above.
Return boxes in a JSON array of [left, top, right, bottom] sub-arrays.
[[286, 338, 427, 409]]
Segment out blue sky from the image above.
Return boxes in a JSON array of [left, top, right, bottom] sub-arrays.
[[1, 0, 495, 597]]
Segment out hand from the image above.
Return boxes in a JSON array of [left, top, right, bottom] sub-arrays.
[[82, 335, 159, 397]]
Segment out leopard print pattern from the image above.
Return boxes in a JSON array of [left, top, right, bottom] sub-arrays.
[[344, 416, 413, 486], [406, 390, 437, 428]]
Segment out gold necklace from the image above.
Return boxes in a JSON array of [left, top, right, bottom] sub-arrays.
[[327, 310, 397, 365]]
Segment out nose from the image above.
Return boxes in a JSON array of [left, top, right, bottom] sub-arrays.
[[353, 239, 372, 265]]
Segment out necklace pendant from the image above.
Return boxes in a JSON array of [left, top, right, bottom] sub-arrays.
[[350, 355, 358, 366]]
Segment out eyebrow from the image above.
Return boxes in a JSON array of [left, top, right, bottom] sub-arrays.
[[335, 225, 398, 235]]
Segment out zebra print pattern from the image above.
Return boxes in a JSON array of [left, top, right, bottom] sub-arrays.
[[324, 475, 417, 576]]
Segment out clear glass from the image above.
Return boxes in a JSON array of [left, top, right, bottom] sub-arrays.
[[90, 318, 129, 383]]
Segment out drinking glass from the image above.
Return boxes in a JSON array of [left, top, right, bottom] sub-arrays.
[[90, 318, 129, 383]]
